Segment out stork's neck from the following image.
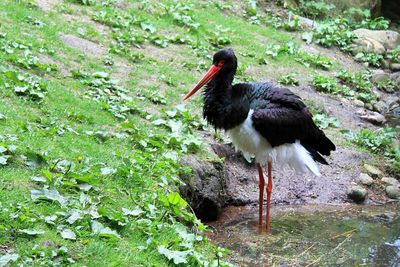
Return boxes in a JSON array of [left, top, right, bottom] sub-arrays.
[[203, 73, 249, 130]]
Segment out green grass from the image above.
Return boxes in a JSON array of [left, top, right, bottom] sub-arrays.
[[1, 0, 395, 266]]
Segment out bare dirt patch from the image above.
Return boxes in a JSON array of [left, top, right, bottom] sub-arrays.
[[112, 59, 132, 85], [61, 13, 110, 38], [38, 54, 69, 76], [59, 33, 106, 57], [35, 0, 63, 12], [138, 44, 188, 62]]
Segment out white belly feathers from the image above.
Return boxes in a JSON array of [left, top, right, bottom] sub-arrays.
[[227, 109, 321, 176]]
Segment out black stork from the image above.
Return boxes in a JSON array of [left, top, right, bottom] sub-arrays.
[[183, 48, 336, 233]]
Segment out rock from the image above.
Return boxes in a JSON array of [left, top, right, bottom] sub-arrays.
[[298, 16, 318, 28], [363, 164, 384, 178], [347, 185, 368, 203], [371, 70, 390, 83], [390, 72, 400, 85], [180, 156, 226, 221], [385, 185, 400, 199], [373, 101, 387, 113], [364, 103, 373, 111], [357, 173, 374, 186], [381, 59, 391, 69], [387, 96, 400, 107], [360, 112, 386, 125], [356, 108, 367, 115], [390, 63, 400, 71], [372, 88, 382, 100], [353, 29, 400, 50], [351, 37, 386, 54], [381, 177, 400, 186], [354, 99, 365, 107]]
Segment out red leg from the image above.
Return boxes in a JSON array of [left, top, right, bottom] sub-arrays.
[[266, 161, 273, 233], [257, 163, 265, 233]]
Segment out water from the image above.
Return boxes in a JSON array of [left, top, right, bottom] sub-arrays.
[[208, 204, 400, 266]]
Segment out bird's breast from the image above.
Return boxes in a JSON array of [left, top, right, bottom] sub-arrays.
[[227, 109, 272, 160]]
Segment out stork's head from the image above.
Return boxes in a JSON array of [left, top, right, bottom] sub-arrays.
[[183, 48, 237, 100]]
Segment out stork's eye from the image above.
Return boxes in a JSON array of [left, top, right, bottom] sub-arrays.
[[217, 60, 225, 67]]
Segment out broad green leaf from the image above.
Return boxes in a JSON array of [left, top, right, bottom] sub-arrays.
[[0, 146, 7, 153], [92, 71, 109, 78], [70, 173, 98, 185], [91, 220, 120, 239], [100, 167, 116, 175], [0, 155, 9, 165], [152, 119, 167, 126], [44, 215, 57, 225], [60, 228, 76, 240], [31, 176, 47, 183], [19, 229, 45, 235], [167, 192, 187, 208], [0, 253, 19, 267], [66, 209, 84, 224], [0, 113, 5, 120], [121, 207, 143, 217], [30, 189, 68, 207], [157, 246, 189, 265]]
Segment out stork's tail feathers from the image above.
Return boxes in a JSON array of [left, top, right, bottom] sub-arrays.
[[261, 141, 322, 176]]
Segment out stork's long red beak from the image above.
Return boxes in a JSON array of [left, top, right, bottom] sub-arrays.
[[183, 63, 223, 100]]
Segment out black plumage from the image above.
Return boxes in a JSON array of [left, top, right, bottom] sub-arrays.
[[201, 48, 335, 164]]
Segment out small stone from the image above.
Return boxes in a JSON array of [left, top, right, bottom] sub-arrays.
[[373, 101, 387, 113], [372, 89, 382, 100], [353, 99, 365, 107], [390, 63, 400, 71], [364, 103, 373, 111], [390, 72, 400, 85], [356, 108, 367, 115], [381, 59, 391, 69], [360, 112, 386, 125], [385, 185, 400, 199], [371, 70, 390, 83], [363, 164, 383, 178], [347, 185, 368, 203], [386, 96, 400, 107], [381, 177, 400, 186], [357, 173, 374, 186]]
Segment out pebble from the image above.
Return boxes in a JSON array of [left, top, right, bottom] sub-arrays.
[[360, 112, 386, 125], [373, 101, 387, 113], [347, 185, 367, 203], [385, 185, 400, 199], [363, 164, 383, 178], [381, 177, 400, 186], [371, 70, 390, 83], [357, 173, 374, 186], [390, 63, 400, 71], [353, 99, 365, 108]]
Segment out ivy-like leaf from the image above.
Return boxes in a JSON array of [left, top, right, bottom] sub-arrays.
[[0, 253, 19, 266], [30, 189, 68, 207], [91, 220, 121, 239], [19, 229, 45, 235], [60, 228, 76, 240], [157, 246, 189, 265]]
